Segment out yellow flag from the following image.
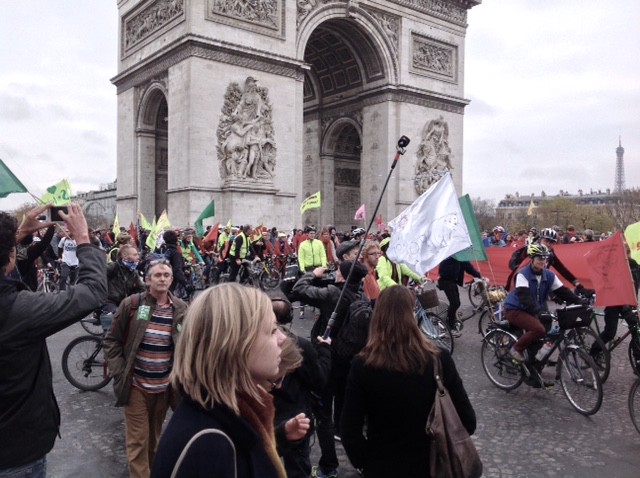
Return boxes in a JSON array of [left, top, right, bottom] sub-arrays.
[[112, 214, 120, 235], [625, 221, 640, 264], [146, 210, 172, 251], [527, 199, 536, 216], [40, 179, 72, 206], [300, 191, 321, 214], [139, 212, 152, 231]]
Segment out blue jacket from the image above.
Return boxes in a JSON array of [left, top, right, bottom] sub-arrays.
[[504, 265, 555, 314]]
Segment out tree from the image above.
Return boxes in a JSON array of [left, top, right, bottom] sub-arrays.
[[471, 197, 496, 232]]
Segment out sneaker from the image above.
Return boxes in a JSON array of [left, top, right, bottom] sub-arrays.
[[311, 466, 338, 478], [509, 346, 525, 362]]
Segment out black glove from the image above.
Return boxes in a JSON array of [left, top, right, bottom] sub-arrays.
[[580, 297, 591, 307]]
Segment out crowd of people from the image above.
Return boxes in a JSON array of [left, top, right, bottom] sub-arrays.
[[482, 224, 612, 248], [1, 202, 638, 478]]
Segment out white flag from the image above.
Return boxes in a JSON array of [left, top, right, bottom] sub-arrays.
[[387, 173, 471, 275]]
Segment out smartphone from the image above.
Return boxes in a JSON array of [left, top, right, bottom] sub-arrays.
[[49, 206, 68, 222]]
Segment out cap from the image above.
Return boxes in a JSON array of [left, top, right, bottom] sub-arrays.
[[336, 240, 359, 260]]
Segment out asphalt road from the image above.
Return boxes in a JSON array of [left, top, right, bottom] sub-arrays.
[[45, 290, 640, 477]]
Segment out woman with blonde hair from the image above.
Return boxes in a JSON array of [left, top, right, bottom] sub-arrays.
[[340, 285, 476, 478], [151, 283, 289, 478]]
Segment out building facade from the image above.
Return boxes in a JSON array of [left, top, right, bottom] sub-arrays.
[[112, 0, 480, 231]]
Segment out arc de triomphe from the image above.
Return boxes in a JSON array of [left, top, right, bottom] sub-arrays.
[[112, 0, 480, 232]]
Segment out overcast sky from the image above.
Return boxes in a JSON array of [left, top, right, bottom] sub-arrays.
[[1, 0, 638, 211]]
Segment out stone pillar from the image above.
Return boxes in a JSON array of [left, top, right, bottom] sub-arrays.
[[319, 154, 335, 227], [136, 129, 157, 220]]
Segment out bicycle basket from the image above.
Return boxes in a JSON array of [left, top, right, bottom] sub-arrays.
[[417, 287, 439, 309], [556, 305, 592, 330], [486, 287, 507, 305]]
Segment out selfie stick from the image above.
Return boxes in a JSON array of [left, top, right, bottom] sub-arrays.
[[322, 135, 410, 340]]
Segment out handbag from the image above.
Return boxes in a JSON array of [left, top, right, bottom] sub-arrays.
[[426, 357, 482, 478]]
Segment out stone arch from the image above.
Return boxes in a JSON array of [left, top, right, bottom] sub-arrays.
[[296, 4, 398, 84], [136, 83, 168, 218]]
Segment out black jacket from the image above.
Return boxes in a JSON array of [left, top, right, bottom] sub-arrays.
[[0, 244, 107, 469], [438, 257, 481, 286], [16, 226, 55, 291], [272, 334, 332, 448], [106, 261, 145, 307], [341, 351, 476, 478], [164, 244, 188, 289], [151, 395, 281, 478]]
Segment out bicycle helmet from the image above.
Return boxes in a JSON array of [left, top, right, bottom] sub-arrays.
[[529, 227, 538, 234], [352, 227, 366, 237], [539, 228, 558, 243], [493, 226, 505, 233], [527, 243, 550, 258]]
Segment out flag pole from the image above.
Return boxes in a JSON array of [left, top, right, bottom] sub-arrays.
[[322, 135, 410, 339]]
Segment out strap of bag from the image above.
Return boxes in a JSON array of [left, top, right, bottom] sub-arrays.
[[432, 355, 445, 395], [170, 428, 237, 478]]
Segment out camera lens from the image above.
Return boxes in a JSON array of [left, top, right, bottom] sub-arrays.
[[397, 135, 410, 148]]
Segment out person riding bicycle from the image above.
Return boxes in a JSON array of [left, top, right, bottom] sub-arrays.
[[486, 226, 507, 247], [376, 237, 424, 292], [506, 227, 583, 291], [179, 229, 204, 265], [504, 243, 584, 364]]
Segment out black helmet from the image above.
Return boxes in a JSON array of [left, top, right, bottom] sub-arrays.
[[540, 228, 558, 243]]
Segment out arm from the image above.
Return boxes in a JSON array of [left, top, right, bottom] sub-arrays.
[[549, 253, 578, 285], [297, 242, 308, 270], [439, 351, 477, 435], [400, 264, 423, 282], [291, 270, 334, 308], [319, 242, 327, 268], [103, 297, 132, 381], [340, 359, 367, 470], [461, 261, 482, 280], [26, 226, 55, 261], [169, 249, 188, 287]]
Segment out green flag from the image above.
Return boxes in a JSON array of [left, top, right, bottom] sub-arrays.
[[0, 159, 28, 198], [300, 191, 321, 214], [453, 195, 488, 262], [194, 201, 215, 237], [138, 212, 152, 231], [40, 179, 72, 205]]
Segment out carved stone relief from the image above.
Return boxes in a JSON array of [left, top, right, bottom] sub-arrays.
[[217, 77, 277, 183], [366, 9, 400, 56], [414, 116, 452, 194], [411, 33, 457, 82], [389, 0, 467, 26], [134, 75, 169, 120], [123, 0, 185, 54], [321, 111, 362, 138], [297, 0, 337, 27], [208, 0, 284, 37]]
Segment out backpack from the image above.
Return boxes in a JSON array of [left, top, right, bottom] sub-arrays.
[[508, 246, 526, 271], [333, 295, 373, 359]]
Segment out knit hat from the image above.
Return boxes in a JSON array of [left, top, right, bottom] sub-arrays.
[[339, 260, 368, 284]]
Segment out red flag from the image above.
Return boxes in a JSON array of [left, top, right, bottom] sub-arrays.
[[128, 222, 139, 248], [585, 232, 637, 307], [203, 222, 220, 247]]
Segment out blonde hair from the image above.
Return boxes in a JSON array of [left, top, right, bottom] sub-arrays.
[[171, 282, 273, 414], [362, 240, 381, 256]]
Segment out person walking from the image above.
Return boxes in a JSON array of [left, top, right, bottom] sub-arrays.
[[104, 260, 188, 478]]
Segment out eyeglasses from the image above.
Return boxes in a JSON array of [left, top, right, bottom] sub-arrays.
[[367, 251, 383, 256], [149, 259, 170, 266]]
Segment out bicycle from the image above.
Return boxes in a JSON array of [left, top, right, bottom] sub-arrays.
[[79, 308, 104, 336], [628, 377, 640, 434], [414, 284, 454, 354], [62, 332, 111, 391], [219, 259, 282, 291], [481, 303, 603, 416], [453, 278, 507, 337], [37, 264, 59, 293]]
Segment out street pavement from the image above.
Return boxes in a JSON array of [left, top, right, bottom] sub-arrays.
[[46, 290, 640, 477]]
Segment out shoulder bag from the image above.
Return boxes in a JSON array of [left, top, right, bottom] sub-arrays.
[[426, 357, 482, 478]]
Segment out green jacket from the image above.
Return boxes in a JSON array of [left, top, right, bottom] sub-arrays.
[[376, 255, 422, 291], [298, 239, 327, 272]]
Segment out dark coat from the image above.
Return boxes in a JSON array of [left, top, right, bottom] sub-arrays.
[[151, 395, 281, 478], [340, 351, 476, 478], [438, 257, 481, 286], [0, 244, 107, 469], [106, 261, 145, 307]]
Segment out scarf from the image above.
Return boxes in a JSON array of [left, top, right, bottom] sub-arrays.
[[237, 389, 287, 478]]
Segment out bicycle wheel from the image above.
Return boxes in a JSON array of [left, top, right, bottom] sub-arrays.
[[558, 346, 603, 416], [259, 268, 281, 291], [419, 311, 454, 355], [628, 337, 640, 376], [628, 379, 640, 434], [468, 282, 483, 308], [80, 313, 103, 336], [566, 327, 610, 384], [62, 336, 111, 391], [478, 309, 494, 337], [481, 329, 524, 390]]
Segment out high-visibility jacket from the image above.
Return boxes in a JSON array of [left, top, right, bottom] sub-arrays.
[[298, 239, 327, 271], [229, 232, 250, 259], [376, 255, 422, 291]]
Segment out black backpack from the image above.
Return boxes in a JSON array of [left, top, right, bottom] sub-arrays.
[[508, 246, 527, 271], [333, 294, 373, 359]]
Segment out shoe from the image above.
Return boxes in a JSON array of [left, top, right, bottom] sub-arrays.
[[311, 466, 338, 478], [334, 434, 341, 442], [509, 346, 525, 362]]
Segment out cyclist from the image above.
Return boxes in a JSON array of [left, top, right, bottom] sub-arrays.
[[228, 224, 252, 283], [504, 243, 584, 364], [506, 227, 583, 291], [486, 226, 507, 247], [376, 237, 424, 292], [179, 229, 204, 265]]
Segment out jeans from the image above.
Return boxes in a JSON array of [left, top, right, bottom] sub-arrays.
[[312, 387, 338, 471], [438, 279, 461, 327], [59, 263, 78, 291], [0, 456, 46, 478], [504, 309, 546, 354]]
